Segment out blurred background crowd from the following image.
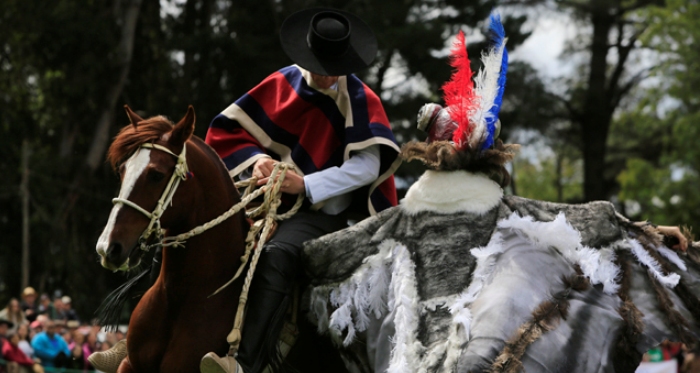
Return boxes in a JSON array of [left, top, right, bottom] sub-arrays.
[[0, 287, 126, 373], [638, 340, 700, 373]]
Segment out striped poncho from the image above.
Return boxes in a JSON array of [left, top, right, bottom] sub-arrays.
[[205, 65, 400, 215]]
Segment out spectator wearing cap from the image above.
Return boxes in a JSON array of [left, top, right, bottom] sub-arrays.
[[59, 296, 79, 323], [20, 287, 38, 323], [30, 320, 70, 368], [0, 298, 27, 334], [51, 298, 66, 322]]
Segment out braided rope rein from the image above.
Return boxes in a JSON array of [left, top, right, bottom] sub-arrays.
[[116, 144, 302, 353], [161, 162, 303, 353], [220, 163, 304, 353]]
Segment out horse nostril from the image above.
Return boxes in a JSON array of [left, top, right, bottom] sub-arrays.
[[106, 242, 123, 263]]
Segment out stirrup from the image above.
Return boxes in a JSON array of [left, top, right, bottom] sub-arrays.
[[200, 352, 244, 373], [88, 339, 127, 373]]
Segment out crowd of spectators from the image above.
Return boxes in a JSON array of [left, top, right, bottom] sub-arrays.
[[639, 340, 700, 373], [0, 287, 126, 373]]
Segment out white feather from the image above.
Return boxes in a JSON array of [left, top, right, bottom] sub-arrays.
[[387, 243, 424, 373], [629, 239, 681, 288], [469, 43, 506, 148], [657, 245, 687, 272]]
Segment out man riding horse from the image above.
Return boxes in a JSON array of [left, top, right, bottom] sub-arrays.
[[90, 8, 399, 373], [201, 7, 400, 373], [199, 7, 400, 373]]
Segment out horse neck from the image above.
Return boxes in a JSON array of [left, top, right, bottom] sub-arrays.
[[157, 142, 246, 294]]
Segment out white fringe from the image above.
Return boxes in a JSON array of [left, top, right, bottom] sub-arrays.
[[498, 212, 621, 294], [321, 241, 394, 346], [629, 239, 681, 288], [309, 239, 427, 373], [434, 231, 505, 372], [387, 243, 424, 373], [657, 245, 687, 272]]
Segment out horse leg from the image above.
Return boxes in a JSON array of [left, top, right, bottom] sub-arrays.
[[116, 357, 134, 373]]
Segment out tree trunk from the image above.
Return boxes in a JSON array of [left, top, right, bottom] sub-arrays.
[[21, 139, 30, 290], [580, 1, 615, 202], [54, 0, 143, 238], [85, 0, 143, 171]]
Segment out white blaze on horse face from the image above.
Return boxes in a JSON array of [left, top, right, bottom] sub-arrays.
[[96, 149, 152, 257]]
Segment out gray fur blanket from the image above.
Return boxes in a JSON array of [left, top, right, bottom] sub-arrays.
[[302, 171, 700, 373]]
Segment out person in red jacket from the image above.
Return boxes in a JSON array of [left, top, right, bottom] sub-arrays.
[[2, 332, 44, 373]]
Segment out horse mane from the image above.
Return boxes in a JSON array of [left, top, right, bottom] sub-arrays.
[[108, 116, 174, 170], [98, 120, 245, 331]]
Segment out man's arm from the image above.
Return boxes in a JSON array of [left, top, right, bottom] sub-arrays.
[[253, 145, 381, 199], [304, 145, 381, 203]]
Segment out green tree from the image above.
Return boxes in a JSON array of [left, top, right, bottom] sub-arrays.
[[504, 0, 667, 201], [616, 0, 700, 229]]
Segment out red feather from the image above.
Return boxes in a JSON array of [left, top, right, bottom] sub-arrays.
[[441, 31, 476, 150]]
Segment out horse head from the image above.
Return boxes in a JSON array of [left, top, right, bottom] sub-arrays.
[[96, 105, 196, 271]]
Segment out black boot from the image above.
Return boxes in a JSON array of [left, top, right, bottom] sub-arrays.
[[236, 244, 299, 373]]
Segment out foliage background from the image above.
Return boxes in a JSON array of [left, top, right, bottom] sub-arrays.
[[0, 0, 697, 322]]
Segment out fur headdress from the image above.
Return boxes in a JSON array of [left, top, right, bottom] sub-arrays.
[[406, 12, 518, 185]]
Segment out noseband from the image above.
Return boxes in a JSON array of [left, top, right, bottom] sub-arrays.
[[112, 143, 189, 252]]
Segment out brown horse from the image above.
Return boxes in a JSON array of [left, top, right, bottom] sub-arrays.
[[96, 106, 245, 373], [96, 106, 347, 373]]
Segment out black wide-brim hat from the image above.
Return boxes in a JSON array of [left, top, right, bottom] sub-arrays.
[[280, 8, 378, 76]]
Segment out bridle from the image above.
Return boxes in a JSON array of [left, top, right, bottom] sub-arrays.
[[106, 139, 305, 344], [111, 142, 190, 253]]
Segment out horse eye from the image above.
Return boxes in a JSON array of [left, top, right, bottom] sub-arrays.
[[148, 170, 166, 183]]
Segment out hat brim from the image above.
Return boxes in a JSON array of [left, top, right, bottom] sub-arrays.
[[280, 8, 377, 76]]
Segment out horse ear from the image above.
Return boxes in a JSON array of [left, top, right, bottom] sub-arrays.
[[124, 105, 145, 127], [170, 105, 195, 145]]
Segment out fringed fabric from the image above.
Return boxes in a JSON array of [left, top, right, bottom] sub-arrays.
[[498, 212, 621, 294]]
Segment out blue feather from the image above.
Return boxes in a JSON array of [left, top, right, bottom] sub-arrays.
[[482, 12, 508, 150]]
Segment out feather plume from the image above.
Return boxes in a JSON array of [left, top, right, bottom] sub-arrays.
[[471, 13, 509, 150], [483, 13, 508, 149], [442, 31, 477, 151]]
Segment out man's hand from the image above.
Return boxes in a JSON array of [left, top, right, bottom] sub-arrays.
[[252, 157, 278, 180], [254, 158, 305, 194], [657, 225, 688, 251]]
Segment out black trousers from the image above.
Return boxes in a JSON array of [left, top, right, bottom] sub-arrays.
[[237, 209, 348, 373]]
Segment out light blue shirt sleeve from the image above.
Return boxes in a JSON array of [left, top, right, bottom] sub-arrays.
[[303, 145, 381, 214]]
